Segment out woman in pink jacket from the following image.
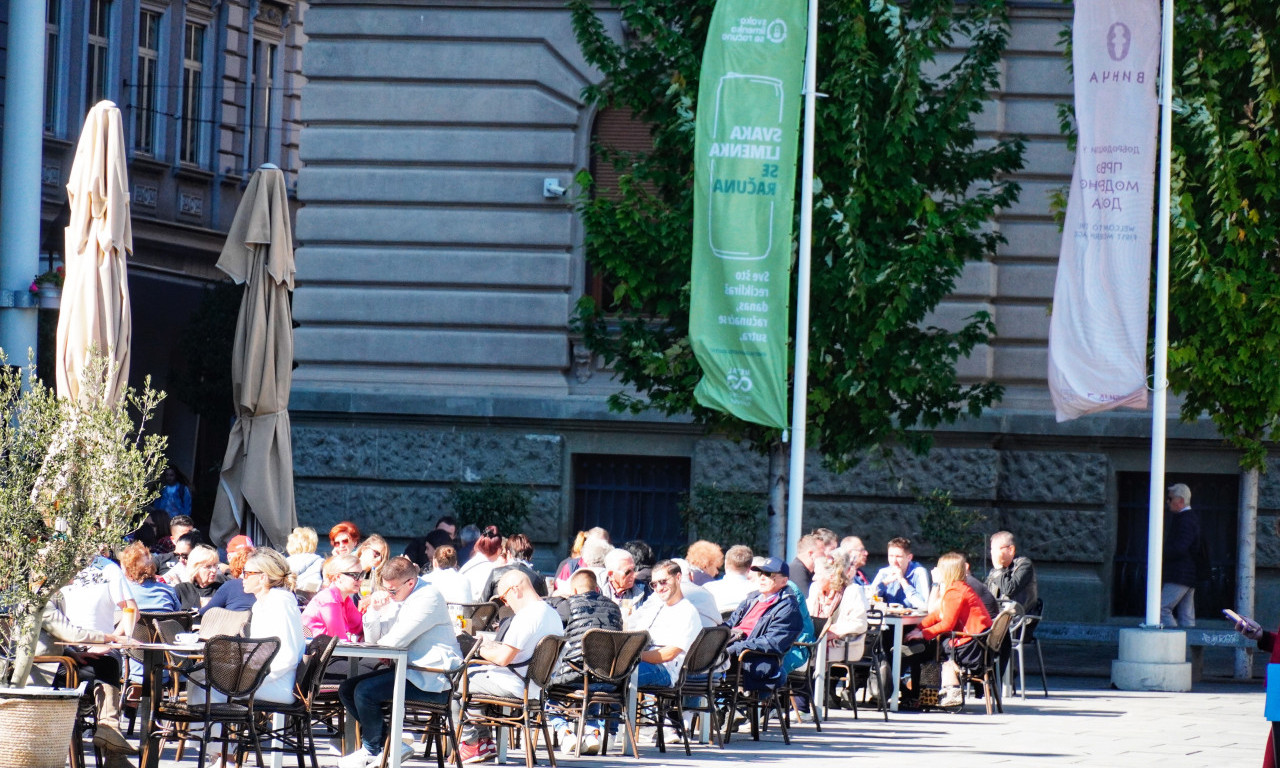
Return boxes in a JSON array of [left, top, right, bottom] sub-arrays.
[[302, 553, 364, 640]]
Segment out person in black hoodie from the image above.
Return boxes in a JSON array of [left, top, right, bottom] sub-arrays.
[[1161, 482, 1201, 627]]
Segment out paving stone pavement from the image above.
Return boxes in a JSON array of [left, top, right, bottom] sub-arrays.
[[291, 676, 1265, 768]]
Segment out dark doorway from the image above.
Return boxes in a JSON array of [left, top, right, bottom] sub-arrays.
[[1114, 472, 1239, 619], [572, 454, 690, 559]]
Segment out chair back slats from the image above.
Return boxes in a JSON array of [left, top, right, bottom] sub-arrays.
[[525, 634, 567, 689], [204, 635, 281, 698], [681, 626, 731, 680], [198, 607, 251, 639], [580, 629, 649, 684]]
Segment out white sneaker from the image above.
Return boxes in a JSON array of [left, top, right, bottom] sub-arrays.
[[339, 746, 376, 768], [559, 729, 579, 756], [581, 729, 602, 755]]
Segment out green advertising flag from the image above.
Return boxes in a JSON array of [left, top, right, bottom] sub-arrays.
[[690, 0, 807, 430]]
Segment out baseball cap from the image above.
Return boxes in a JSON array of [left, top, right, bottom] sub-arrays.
[[750, 556, 789, 577], [227, 534, 255, 555]]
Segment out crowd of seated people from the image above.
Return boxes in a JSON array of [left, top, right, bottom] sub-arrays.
[[45, 500, 1040, 767]]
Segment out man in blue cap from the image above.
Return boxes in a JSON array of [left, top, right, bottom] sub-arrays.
[[723, 556, 804, 691]]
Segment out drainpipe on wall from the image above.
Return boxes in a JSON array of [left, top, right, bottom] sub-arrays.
[[0, 0, 47, 359]]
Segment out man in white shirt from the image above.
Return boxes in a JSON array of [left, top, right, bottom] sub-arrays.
[[458, 570, 563, 764], [669, 558, 721, 627], [706, 545, 755, 615], [59, 554, 139, 760], [627, 560, 702, 688]]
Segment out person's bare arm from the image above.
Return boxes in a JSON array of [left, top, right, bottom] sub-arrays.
[[479, 640, 519, 666], [641, 645, 680, 664]]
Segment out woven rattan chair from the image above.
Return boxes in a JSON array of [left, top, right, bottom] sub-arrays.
[[638, 625, 731, 755], [451, 602, 500, 635], [31, 655, 96, 768], [145, 634, 281, 768], [256, 634, 340, 768], [197, 608, 252, 639], [545, 629, 648, 758], [457, 633, 565, 768]]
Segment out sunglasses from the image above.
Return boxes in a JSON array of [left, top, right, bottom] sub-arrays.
[[176, 553, 189, 562], [387, 580, 412, 597], [242, 569, 263, 577], [333, 537, 352, 546], [650, 577, 674, 588], [616, 568, 636, 577], [342, 571, 363, 580]]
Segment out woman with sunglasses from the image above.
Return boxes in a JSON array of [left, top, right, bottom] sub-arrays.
[[302, 554, 365, 641], [329, 521, 362, 557], [242, 549, 306, 703], [356, 534, 391, 607]]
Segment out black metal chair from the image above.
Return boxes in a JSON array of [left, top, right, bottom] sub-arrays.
[[637, 625, 731, 755], [545, 629, 648, 758], [256, 633, 341, 768], [456, 634, 566, 768], [779, 637, 820, 730], [716, 649, 791, 745], [828, 619, 888, 722], [1009, 598, 1048, 698], [145, 634, 281, 768], [941, 605, 1017, 715], [377, 658, 467, 768]]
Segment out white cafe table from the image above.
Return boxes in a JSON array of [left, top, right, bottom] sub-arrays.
[[334, 642, 411, 768], [872, 611, 925, 713]]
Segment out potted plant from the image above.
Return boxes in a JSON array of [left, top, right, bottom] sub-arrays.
[[31, 265, 65, 310], [0, 352, 167, 767]]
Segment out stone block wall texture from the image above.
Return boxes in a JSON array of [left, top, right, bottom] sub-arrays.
[[293, 424, 564, 545]]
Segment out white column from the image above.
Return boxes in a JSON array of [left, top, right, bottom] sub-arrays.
[[0, 0, 47, 360]]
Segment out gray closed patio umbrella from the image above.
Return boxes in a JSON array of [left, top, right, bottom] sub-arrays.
[[210, 164, 297, 549]]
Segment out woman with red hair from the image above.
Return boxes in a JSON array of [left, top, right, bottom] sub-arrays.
[[459, 525, 503, 599], [329, 521, 361, 556]]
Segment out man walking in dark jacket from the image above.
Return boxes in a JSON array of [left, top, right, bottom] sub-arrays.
[[1161, 482, 1201, 627], [724, 557, 804, 691]]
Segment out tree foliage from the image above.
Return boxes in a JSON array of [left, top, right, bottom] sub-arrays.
[[569, 0, 1023, 469], [447, 477, 534, 536], [1168, 2, 1280, 471], [0, 353, 168, 687]]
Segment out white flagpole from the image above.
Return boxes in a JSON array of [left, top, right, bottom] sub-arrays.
[[786, 0, 819, 562], [1145, 0, 1175, 628]]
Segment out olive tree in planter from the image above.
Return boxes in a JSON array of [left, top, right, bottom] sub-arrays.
[[0, 353, 167, 692]]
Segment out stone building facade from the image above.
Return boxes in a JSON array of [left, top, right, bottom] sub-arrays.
[[0, 0, 307, 477], [290, 0, 1280, 624]]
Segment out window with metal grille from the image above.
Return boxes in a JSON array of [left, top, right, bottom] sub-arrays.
[[86, 0, 111, 107], [572, 454, 691, 559], [180, 21, 206, 165], [1113, 471, 1238, 619], [134, 9, 161, 154]]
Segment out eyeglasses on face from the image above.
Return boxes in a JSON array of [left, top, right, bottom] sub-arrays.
[[342, 571, 363, 580], [387, 580, 412, 597], [650, 577, 675, 588], [617, 567, 636, 577], [242, 569, 263, 577], [176, 553, 189, 562], [333, 537, 352, 546]]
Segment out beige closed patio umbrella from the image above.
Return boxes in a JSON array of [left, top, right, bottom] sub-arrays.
[[56, 100, 132, 404], [210, 164, 297, 549]]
